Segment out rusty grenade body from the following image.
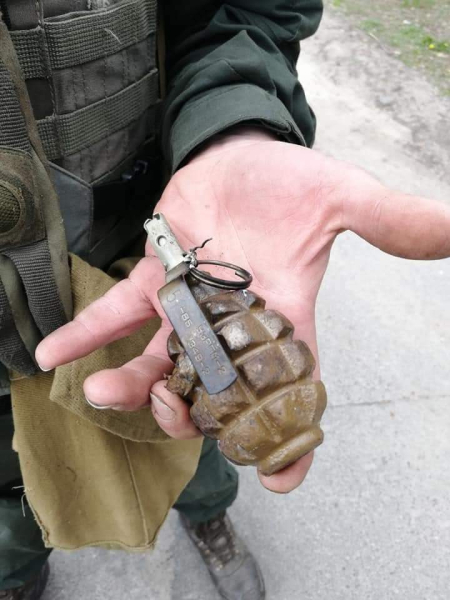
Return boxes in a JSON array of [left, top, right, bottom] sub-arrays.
[[167, 280, 327, 476]]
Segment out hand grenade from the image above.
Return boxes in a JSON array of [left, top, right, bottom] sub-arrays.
[[166, 280, 327, 476], [145, 214, 327, 476]]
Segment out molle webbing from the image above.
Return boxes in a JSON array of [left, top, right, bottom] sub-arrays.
[[7, 0, 160, 185], [37, 68, 158, 161], [3, 241, 67, 338], [9, 29, 47, 79], [11, 0, 156, 73], [0, 18, 71, 376]]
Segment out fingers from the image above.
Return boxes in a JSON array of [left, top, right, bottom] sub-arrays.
[[258, 451, 314, 493], [144, 325, 200, 438], [83, 353, 201, 439], [36, 256, 164, 370], [259, 290, 321, 378], [84, 354, 168, 410], [340, 166, 450, 260], [150, 380, 201, 439]]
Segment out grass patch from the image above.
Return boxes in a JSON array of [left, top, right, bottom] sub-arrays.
[[361, 19, 385, 33], [326, 0, 450, 95], [401, 0, 435, 8], [422, 36, 449, 53]]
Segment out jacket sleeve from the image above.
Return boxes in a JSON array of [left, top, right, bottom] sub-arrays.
[[161, 0, 323, 172]]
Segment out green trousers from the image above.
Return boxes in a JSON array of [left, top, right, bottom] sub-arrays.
[[0, 399, 238, 591]]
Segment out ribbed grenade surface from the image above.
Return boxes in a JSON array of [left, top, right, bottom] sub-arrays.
[[167, 281, 327, 476], [0, 183, 21, 233]]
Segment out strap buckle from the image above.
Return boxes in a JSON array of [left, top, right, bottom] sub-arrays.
[[121, 159, 149, 182]]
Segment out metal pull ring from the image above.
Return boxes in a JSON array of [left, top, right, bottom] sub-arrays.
[[189, 260, 252, 290]]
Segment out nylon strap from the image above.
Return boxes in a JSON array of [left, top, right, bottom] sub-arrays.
[[0, 62, 30, 152], [37, 68, 159, 160], [10, 28, 48, 78], [0, 279, 37, 375], [4, 239, 67, 338], [10, 0, 156, 77]]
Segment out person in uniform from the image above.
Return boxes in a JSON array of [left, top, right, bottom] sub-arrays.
[[2, 1, 450, 600]]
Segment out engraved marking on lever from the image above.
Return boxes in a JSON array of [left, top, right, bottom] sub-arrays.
[[159, 278, 237, 395]]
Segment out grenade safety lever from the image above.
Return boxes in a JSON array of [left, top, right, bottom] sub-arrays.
[[144, 214, 250, 395]]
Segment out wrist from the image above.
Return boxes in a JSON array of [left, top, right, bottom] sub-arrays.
[[186, 124, 278, 166]]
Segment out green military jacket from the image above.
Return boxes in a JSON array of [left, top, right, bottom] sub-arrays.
[[8, 0, 323, 551], [160, 0, 322, 170]]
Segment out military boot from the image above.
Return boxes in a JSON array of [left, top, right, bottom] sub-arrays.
[[0, 563, 49, 600], [180, 511, 265, 600]]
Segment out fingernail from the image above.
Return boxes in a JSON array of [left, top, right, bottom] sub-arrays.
[[150, 393, 175, 421], [85, 396, 114, 410], [37, 362, 52, 373]]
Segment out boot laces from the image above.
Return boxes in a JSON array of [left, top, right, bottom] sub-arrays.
[[195, 512, 238, 567]]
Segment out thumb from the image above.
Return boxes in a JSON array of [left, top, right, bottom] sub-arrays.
[[147, 326, 202, 438], [341, 166, 450, 260]]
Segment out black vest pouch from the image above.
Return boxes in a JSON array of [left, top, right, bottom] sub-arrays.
[[50, 163, 94, 262], [50, 135, 163, 269], [0, 20, 72, 375]]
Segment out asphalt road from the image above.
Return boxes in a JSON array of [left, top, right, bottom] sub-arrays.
[[44, 10, 450, 600]]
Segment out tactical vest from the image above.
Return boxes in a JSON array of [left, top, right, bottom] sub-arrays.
[[0, 0, 161, 378]]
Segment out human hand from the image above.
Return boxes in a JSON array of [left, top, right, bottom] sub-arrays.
[[36, 127, 450, 493]]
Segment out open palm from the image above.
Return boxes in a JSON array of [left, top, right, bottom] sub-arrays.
[[37, 129, 450, 492]]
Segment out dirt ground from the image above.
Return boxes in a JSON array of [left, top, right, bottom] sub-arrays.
[[300, 4, 450, 198], [326, 0, 450, 95]]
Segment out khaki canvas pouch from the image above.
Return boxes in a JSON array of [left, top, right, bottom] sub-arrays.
[[10, 254, 202, 551]]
